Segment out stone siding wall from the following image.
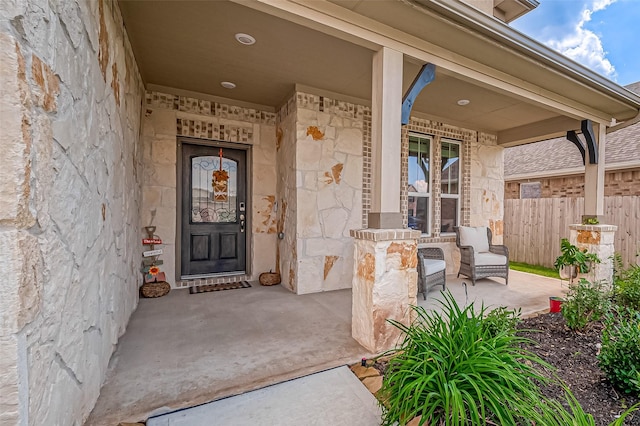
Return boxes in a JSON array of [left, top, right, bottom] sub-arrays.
[[471, 132, 504, 244], [276, 95, 298, 291], [0, 0, 144, 424], [505, 167, 640, 199], [143, 91, 278, 286], [277, 92, 367, 294]]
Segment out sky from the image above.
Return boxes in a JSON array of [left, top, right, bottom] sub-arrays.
[[510, 0, 640, 86]]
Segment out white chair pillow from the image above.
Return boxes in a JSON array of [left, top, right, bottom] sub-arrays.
[[474, 252, 507, 266], [423, 259, 446, 275], [459, 226, 490, 253]]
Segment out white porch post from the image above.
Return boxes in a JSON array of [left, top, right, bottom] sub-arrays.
[[584, 123, 606, 217], [369, 46, 403, 229], [352, 47, 419, 353]]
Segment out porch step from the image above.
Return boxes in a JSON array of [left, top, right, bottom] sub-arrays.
[[146, 366, 381, 426]]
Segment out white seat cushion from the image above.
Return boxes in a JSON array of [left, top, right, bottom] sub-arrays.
[[474, 252, 507, 266], [458, 226, 490, 253], [423, 259, 446, 275]]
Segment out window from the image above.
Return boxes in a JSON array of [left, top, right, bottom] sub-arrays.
[[440, 139, 460, 234], [407, 134, 431, 235], [520, 182, 541, 199]]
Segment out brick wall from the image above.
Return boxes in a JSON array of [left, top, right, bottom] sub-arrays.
[[505, 168, 640, 199]]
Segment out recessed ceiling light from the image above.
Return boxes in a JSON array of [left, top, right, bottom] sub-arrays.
[[220, 81, 236, 89], [457, 99, 470, 106], [235, 33, 256, 45]]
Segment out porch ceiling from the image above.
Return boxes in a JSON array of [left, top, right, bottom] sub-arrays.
[[118, 0, 640, 145]]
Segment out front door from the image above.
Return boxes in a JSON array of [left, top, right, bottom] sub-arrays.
[[181, 142, 247, 278]]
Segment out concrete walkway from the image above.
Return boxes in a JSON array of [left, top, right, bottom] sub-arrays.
[[85, 285, 375, 425], [86, 270, 565, 425], [419, 270, 567, 317], [146, 366, 381, 426]]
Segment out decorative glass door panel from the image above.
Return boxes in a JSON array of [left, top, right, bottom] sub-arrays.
[[191, 156, 238, 223], [181, 142, 247, 278]]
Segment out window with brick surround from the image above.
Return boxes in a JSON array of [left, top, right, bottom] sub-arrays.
[[407, 133, 432, 236], [440, 139, 461, 234]]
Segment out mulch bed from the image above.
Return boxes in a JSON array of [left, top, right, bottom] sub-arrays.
[[369, 312, 640, 425], [518, 312, 640, 425]]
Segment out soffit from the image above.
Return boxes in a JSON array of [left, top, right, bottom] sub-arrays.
[[494, 0, 539, 23], [329, 0, 639, 121], [118, 0, 373, 107], [504, 122, 640, 176], [118, 0, 638, 141], [504, 83, 640, 176]]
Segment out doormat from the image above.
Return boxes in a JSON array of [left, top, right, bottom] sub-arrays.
[[189, 281, 251, 294]]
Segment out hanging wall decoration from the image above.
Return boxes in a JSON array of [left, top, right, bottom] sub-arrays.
[[212, 147, 229, 202]]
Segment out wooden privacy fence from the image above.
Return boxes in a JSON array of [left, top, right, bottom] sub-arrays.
[[504, 196, 640, 269]]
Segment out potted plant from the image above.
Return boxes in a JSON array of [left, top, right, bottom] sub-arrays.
[[553, 238, 601, 285], [582, 216, 600, 225]]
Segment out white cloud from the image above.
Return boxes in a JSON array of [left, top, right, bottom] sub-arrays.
[[545, 0, 617, 79]]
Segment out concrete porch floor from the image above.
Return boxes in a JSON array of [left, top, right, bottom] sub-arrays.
[[85, 270, 566, 425]]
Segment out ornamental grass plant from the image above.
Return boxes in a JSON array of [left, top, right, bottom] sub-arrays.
[[379, 292, 594, 426]]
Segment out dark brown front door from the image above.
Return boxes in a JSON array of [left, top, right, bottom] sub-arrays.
[[181, 142, 247, 277]]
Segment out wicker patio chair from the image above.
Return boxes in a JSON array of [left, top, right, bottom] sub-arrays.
[[454, 226, 509, 286], [417, 247, 446, 300]]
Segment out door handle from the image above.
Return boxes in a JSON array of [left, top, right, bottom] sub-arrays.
[[240, 214, 245, 233]]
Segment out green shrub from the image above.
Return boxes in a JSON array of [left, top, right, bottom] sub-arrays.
[[483, 305, 521, 337], [379, 293, 593, 425], [554, 238, 601, 275], [612, 254, 640, 310], [598, 308, 640, 395], [561, 279, 611, 331]]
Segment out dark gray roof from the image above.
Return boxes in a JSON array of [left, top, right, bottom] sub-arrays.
[[625, 81, 640, 95], [504, 82, 640, 177]]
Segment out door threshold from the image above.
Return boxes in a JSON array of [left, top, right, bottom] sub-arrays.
[[180, 271, 246, 281]]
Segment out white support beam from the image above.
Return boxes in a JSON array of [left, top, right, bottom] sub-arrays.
[[370, 47, 403, 228], [584, 122, 606, 216]]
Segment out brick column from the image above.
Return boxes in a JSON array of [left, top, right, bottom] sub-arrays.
[[351, 229, 420, 353], [569, 224, 617, 285]]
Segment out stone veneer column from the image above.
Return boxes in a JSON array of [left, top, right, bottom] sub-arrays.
[[350, 229, 420, 353], [569, 224, 617, 285]]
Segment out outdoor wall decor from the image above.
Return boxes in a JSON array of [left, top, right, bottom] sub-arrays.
[[212, 148, 229, 202], [140, 225, 170, 297]]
